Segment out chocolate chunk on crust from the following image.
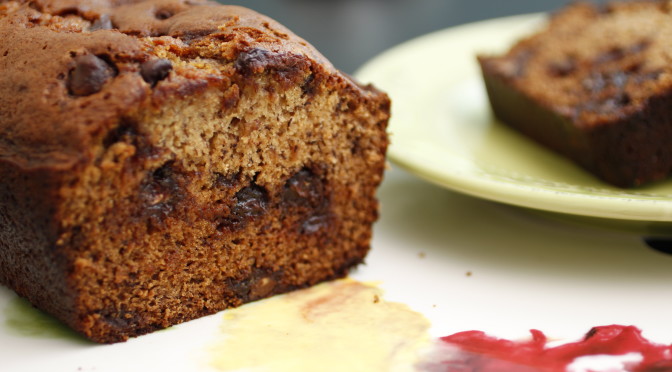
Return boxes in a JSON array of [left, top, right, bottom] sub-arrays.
[[67, 54, 116, 96], [140, 59, 172, 86]]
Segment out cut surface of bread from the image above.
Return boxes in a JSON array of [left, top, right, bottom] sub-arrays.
[[0, 0, 390, 343]]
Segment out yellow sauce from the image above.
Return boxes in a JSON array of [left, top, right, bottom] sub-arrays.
[[208, 279, 431, 371]]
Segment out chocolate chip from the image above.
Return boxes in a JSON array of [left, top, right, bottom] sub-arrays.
[[280, 168, 331, 234], [301, 74, 316, 96], [140, 162, 183, 230], [548, 58, 576, 77], [282, 168, 323, 207], [234, 48, 309, 87], [232, 185, 268, 219], [103, 121, 139, 148], [140, 59, 173, 86], [155, 9, 174, 20], [595, 42, 649, 65], [101, 309, 141, 330], [67, 55, 116, 96], [172, 29, 217, 42], [595, 47, 626, 65], [615, 92, 631, 106], [234, 48, 272, 75], [53, 8, 81, 17], [90, 14, 113, 31], [217, 183, 268, 230], [226, 268, 281, 302]]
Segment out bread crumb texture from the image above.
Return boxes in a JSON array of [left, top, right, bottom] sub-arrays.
[[0, 0, 390, 343]]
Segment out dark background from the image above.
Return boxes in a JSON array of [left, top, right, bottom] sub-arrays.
[[219, 0, 608, 74]]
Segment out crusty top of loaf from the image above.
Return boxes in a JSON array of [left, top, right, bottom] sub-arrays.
[[0, 0, 357, 170], [479, 0, 672, 128]]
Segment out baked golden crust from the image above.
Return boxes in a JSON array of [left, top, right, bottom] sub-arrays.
[[0, 0, 341, 168], [0, 0, 389, 343]]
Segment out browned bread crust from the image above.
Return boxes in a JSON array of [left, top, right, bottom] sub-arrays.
[[479, 1, 672, 187], [0, 0, 390, 343]]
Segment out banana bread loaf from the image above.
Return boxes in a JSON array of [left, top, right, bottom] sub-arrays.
[[479, 1, 672, 187], [0, 0, 390, 343]]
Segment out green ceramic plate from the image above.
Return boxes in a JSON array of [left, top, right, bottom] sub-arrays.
[[356, 14, 672, 222]]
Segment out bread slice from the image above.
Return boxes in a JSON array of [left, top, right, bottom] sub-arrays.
[[0, 0, 389, 343], [479, 1, 672, 187]]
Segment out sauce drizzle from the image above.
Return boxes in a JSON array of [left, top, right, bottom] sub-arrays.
[[433, 325, 672, 372]]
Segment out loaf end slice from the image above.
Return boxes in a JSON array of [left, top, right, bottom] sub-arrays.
[[479, 1, 672, 187], [0, 0, 390, 343]]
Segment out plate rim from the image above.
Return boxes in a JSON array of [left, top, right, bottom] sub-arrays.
[[355, 13, 672, 223]]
